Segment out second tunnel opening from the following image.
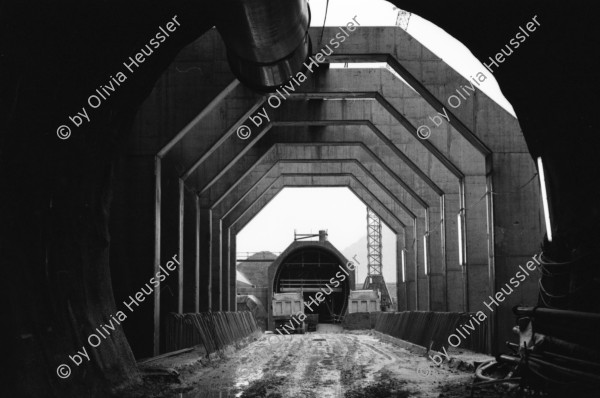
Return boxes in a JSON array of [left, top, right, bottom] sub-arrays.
[[273, 246, 352, 324]]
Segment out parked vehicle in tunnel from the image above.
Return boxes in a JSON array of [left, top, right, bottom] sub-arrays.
[[348, 289, 381, 313], [272, 292, 306, 334]]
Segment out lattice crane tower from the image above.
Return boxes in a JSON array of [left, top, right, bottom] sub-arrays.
[[363, 207, 393, 310]]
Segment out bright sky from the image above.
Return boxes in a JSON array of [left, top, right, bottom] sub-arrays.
[[308, 0, 515, 115], [236, 188, 397, 283], [236, 0, 517, 284]]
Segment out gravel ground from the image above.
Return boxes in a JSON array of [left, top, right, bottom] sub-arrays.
[[121, 326, 506, 398]]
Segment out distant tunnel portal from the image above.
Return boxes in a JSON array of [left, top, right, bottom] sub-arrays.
[[273, 247, 352, 322]]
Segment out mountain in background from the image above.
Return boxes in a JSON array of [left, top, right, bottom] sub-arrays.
[[340, 235, 368, 284], [341, 235, 397, 302]]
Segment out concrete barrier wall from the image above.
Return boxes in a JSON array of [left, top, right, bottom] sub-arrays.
[[373, 311, 489, 353], [165, 311, 260, 353], [342, 312, 380, 330]]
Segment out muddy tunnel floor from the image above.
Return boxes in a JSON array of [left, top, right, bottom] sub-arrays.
[[121, 330, 505, 398]]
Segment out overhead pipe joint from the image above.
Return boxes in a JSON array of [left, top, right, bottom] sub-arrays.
[[215, 0, 312, 92]]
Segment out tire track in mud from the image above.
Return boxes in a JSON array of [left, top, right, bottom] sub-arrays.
[[247, 333, 356, 397], [177, 331, 476, 398], [342, 336, 400, 393], [239, 333, 337, 397], [291, 335, 337, 398], [339, 334, 366, 394], [268, 335, 316, 396], [238, 334, 305, 395]]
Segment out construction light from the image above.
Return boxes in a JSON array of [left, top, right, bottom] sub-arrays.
[[457, 211, 464, 266], [401, 249, 406, 282], [423, 235, 429, 275], [537, 157, 553, 242]]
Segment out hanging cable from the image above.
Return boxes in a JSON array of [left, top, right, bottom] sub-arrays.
[[318, 0, 330, 46], [471, 172, 539, 209]]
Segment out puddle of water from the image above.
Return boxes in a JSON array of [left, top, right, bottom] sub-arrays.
[[179, 383, 234, 398], [177, 363, 264, 398]]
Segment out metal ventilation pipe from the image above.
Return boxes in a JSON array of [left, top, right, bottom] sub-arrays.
[[215, 0, 311, 92]]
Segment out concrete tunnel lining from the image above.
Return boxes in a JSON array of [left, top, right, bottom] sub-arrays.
[[198, 139, 442, 219], [225, 174, 411, 313], [197, 138, 450, 300], [213, 150, 423, 222], [171, 63, 490, 178], [180, 105, 476, 274], [157, 26, 499, 171], [159, 17, 548, 374], [172, 84, 469, 189], [183, 90, 478, 191], [221, 170, 438, 312], [223, 171, 424, 306], [303, 26, 495, 155], [205, 145, 454, 310], [227, 175, 413, 310], [207, 149, 429, 305], [149, 25, 539, 357], [179, 86, 474, 192], [197, 141, 474, 314], [204, 178, 490, 320], [189, 124, 456, 288], [205, 138, 441, 280], [217, 173, 412, 308], [221, 173, 419, 309], [193, 131, 496, 304], [159, 26, 516, 211], [196, 124, 449, 231], [169, 62, 496, 304], [206, 145, 426, 256], [218, 157, 427, 222], [223, 163, 414, 229], [216, 161, 419, 270], [197, 121, 445, 205], [166, 95, 476, 310], [168, 71, 478, 274], [286, 72, 489, 171], [165, 62, 481, 189], [182, 105, 482, 314], [209, 166, 412, 311]]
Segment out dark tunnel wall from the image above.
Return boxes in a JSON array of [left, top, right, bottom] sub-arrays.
[[0, 1, 215, 395], [108, 22, 238, 359]]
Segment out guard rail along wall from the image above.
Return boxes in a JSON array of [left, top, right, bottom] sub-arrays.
[[165, 311, 260, 353], [373, 311, 489, 354]]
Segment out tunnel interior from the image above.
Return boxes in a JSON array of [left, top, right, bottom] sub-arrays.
[[4, 0, 600, 395], [273, 247, 351, 322]]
